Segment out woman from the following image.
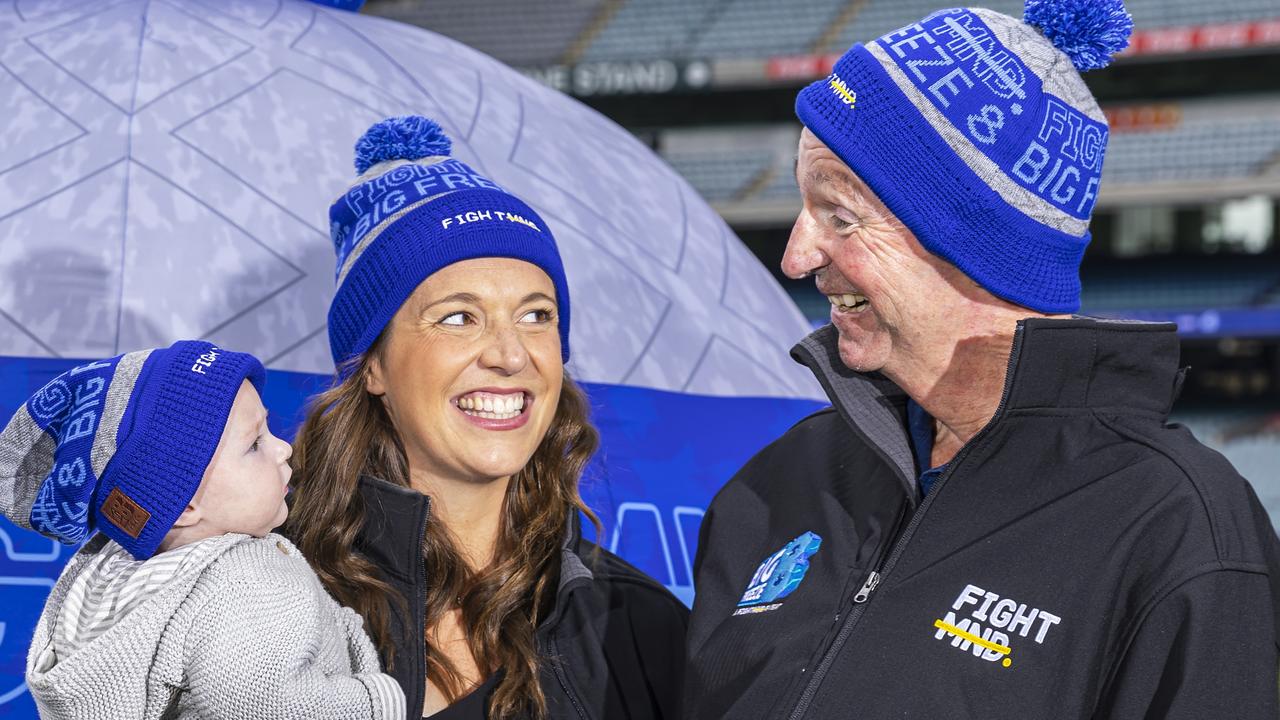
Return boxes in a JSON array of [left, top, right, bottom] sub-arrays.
[[285, 116, 687, 719]]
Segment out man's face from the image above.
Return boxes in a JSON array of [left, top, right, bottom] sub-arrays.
[[782, 128, 962, 375]]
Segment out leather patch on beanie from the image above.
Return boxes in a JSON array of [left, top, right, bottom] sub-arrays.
[[102, 488, 150, 539]]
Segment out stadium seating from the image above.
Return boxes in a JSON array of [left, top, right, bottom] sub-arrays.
[[580, 0, 1280, 63], [664, 150, 772, 202], [1080, 261, 1280, 312], [757, 167, 800, 201], [364, 0, 604, 66], [1120, 0, 1280, 30], [658, 95, 1280, 209], [580, 0, 718, 62], [1105, 116, 1280, 185], [369, 0, 1280, 67], [825, 0, 1280, 53], [823, 0, 1022, 54], [689, 0, 848, 59], [367, 0, 1280, 68]]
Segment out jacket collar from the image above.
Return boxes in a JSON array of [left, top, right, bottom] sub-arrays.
[[791, 324, 917, 498], [999, 317, 1182, 417], [355, 476, 430, 584], [353, 475, 593, 610], [792, 318, 1182, 490]]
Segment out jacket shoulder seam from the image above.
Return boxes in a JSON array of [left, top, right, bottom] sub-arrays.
[[590, 560, 683, 598], [794, 406, 837, 424], [1096, 560, 1270, 711], [581, 549, 688, 610], [1091, 412, 1224, 559]]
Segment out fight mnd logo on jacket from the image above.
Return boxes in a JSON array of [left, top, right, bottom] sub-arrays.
[[734, 532, 822, 616], [932, 584, 1062, 668]]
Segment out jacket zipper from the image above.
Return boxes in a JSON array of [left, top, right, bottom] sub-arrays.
[[850, 499, 907, 608], [415, 497, 431, 720], [852, 570, 881, 604], [787, 325, 1026, 720], [547, 631, 592, 720]]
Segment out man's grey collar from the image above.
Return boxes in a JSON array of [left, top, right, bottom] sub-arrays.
[[790, 324, 918, 494]]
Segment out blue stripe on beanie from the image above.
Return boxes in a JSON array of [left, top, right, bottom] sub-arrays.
[[327, 116, 571, 371], [2, 341, 264, 560], [795, 2, 1131, 313], [24, 355, 126, 545]]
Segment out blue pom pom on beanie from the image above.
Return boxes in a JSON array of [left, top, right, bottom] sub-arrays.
[[327, 116, 571, 372], [1025, 0, 1134, 72], [353, 115, 452, 175], [794, 0, 1132, 313], [0, 341, 265, 560]]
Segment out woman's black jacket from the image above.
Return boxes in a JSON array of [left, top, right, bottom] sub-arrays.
[[348, 475, 688, 719]]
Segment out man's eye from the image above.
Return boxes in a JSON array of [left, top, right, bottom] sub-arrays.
[[830, 213, 853, 230], [520, 309, 553, 323], [250, 437, 261, 453], [440, 312, 470, 326]]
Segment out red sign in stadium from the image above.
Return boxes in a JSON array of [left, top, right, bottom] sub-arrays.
[[764, 54, 841, 81], [762, 19, 1280, 82], [1123, 19, 1280, 56], [1103, 105, 1182, 132]]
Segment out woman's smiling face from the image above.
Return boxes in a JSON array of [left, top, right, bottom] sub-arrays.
[[365, 257, 564, 486]]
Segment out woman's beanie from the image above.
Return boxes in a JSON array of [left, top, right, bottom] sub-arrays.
[[0, 341, 265, 560], [326, 116, 570, 373], [795, 0, 1133, 313]]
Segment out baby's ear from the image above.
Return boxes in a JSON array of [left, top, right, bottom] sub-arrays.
[[170, 502, 201, 529]]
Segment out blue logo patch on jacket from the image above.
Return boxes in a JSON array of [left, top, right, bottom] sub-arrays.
[[736, 532, 822, 613]]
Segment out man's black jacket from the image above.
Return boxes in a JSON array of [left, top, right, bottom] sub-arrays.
[[686, 318, 1280, 719], [345, 476, 688, 719]]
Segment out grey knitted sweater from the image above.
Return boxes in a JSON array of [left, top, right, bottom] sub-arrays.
[[26, 532, 405, 720]]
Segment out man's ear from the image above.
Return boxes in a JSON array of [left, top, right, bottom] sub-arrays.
[[365, 354, 387, 396]]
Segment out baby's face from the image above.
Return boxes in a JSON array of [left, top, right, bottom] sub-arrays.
[[190, 381, 292, 538]]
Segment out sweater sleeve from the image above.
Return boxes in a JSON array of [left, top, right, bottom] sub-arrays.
[[182, 558, 406, 720], [1096, 568, 1279, 719]]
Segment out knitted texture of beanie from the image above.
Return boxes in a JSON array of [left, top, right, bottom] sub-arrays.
[[795, 0, 1132, 313], [0, 341, 265, 560], [327, 115, 571, 372]]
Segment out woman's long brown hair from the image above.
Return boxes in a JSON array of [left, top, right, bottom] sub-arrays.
[[285, 343, 600, 719]]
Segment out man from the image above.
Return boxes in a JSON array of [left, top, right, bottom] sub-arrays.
[[685, 2, 1280, 718]]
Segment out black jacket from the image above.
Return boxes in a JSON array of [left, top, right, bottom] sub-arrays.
[[351, 475, 688, 720], [686, 319, 1280, 719]]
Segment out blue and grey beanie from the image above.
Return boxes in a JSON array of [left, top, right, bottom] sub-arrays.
[[327, 116, 570, 373], [795, 0, 1133, 313], [0, 341, 265, 560]]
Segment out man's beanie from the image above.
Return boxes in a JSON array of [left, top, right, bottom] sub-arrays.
[[795, 0, 1133, 313], [327, 115, 571, 373], [0, 341, 265, 560]]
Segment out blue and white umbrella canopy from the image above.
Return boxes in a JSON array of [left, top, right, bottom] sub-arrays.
[[0, 1, 825, 712]]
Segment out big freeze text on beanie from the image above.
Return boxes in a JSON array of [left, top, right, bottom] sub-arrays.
[[795, 0, 1132, 312], [327, 115, 571, 371], [0, 341, 265, 560]]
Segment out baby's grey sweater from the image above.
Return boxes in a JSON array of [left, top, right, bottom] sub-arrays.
[[26, 532, 405, 719]]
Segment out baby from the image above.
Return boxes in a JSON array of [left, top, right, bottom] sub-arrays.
[[0, 340, 404, 719]]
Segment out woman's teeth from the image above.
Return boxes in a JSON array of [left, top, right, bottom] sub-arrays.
[[828, 293, 869, 313], [457, 392, 525, 419]]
